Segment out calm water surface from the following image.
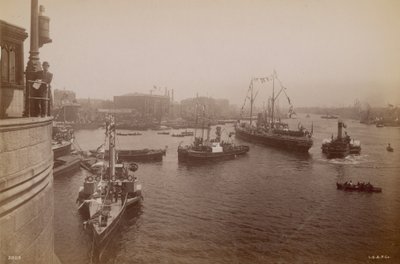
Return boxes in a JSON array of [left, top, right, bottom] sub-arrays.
[[54, 115, 400, 264]]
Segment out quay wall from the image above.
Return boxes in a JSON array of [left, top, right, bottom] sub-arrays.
[[0, 117, 59, 264]]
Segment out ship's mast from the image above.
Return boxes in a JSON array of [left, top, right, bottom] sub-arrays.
[[206, 123, 211, 142], [249, 79, 254, 126], [271, 75, 275, 127], [63, 105, 66, 124], [109, 116, 115, 179], [267, 98, 271, 125], [239, 79, 257, 125], [270, 72, 287, 127], [201, 109, 204, 141], [194, 95, 198, 139]]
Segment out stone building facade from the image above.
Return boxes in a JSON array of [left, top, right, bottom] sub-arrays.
[[114, 93, 170, 121], [0, 20, 28, 118]]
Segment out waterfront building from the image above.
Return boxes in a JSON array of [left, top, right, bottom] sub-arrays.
[[52, 89, 79, 123], [53, 88, 77, 108], [114, 92, 170, 121], [53, 103, 80, 123], [180, 96, 230, 120], [0, 1, 60, 263]]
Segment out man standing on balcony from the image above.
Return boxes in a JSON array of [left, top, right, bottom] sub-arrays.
[[33, 61, 53, 117]]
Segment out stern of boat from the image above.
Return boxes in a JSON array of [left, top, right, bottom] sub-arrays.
[[177, 146, 189, 161]]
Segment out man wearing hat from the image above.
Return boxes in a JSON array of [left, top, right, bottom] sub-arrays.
[[32, 61, 53, 117]]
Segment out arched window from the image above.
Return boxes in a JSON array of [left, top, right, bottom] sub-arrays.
[[1, 47, 9, 81]]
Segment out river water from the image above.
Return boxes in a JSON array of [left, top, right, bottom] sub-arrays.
[[54, 114, 400, 264]]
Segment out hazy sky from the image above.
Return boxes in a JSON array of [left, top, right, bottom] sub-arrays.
[[1, 0, 399, 107]]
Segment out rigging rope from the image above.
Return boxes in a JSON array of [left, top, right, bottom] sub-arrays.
[[239, 81, 253, 118], [240, 76, 274, 118], [72, 138, 83, 152], [275, 76, 292, 106]]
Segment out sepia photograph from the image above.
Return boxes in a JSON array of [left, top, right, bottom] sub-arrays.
[[0, 0, 399, 263]]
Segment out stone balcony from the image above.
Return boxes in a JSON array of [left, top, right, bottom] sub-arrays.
[[0, 117, 59, 264]]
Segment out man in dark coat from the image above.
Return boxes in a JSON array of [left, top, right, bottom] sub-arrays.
[[32, 61, 53, 117]]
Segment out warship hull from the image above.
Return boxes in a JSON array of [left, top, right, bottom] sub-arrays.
[[235, 127, 313, 153]]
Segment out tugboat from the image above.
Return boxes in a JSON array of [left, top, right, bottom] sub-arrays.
[[181, 130, 194, 136], [116, 132, 142, 136], [321, 114, 338, 119], [321, 120, 361, 158], [386, 143, 394, 152], [235, 72, 313, 152], [178, 126, 249, 161], [76, 115, 142, 257], [336, 181, 382, 193], [171, 130, 194, 137]]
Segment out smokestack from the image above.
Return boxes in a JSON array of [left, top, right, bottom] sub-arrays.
[[338, 120, 343, 139]]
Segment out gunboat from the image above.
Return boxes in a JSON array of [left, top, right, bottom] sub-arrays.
[[76, 115, 142, 256], [336, 182, 382, 193]]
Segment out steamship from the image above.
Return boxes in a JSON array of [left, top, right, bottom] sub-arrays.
[[76, 116, 142, 255], [178, 126, 249, 161], [321, 120, 361, 158], [235, 73, 313, 152]]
